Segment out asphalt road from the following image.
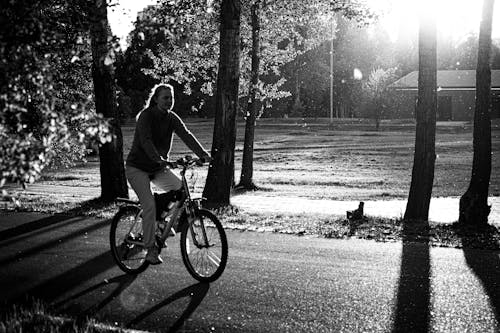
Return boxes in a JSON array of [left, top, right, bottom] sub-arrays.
[[0, 212, 499, 332]]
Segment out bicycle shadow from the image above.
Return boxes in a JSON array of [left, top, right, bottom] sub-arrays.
[[457, 224, 500, 327], [392, 219, 431, 332], [127, 282, 210, 333]]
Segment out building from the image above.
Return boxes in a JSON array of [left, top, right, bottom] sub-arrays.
[[389, 70, 500, 120]]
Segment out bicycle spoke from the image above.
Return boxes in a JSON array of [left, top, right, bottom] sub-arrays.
[[180, 209, 227, 281], [111, 206, 149, 274], [206, 250, 221, 266]]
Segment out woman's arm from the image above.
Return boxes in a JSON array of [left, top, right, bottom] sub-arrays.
[[170, 112, 210, 159], [136, 111, 164, 164]]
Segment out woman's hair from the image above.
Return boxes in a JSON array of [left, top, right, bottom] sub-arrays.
[[144, 83, 174, 109]]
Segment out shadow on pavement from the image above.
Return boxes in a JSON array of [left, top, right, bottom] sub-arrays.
[[0, 219, 110, 266], [0, 198, 115, 246], [459, 224, 500, 327], [0, 214, 79, 242], [392, 220, 431, 333], [127, 282, 210, 333], [17, 251, 116, 304], [54, 274, 137, 319]]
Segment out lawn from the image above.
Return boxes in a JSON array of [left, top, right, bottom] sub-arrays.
[[10, 117, 500, 206], [129, 117, 500, 200]]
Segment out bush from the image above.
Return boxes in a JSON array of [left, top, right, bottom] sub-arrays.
[[0, 0, 111, 186]]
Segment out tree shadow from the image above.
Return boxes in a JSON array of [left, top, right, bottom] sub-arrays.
[[17, 251, 117, 304], [53, 274, 137, 319], [0, 218, 110, 266], [457, 223, 500, 328], [0, 214, 79, 242], [127, 282, 210, 333], [0, 197, 117, 243], [392, 219, 431, 332]]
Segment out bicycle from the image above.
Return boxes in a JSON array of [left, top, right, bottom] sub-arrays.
[[110, 156, 228, 282]]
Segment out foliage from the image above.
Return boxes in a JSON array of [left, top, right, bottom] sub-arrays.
[[361, 67, 397, 128], [0, 0, 112, 186], [116, 0, 377, 119], [139, 0, 344, 114]]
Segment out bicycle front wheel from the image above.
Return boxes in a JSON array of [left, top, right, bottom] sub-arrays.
[[110, 205, 149, 274], [180, 209, 228, 282]]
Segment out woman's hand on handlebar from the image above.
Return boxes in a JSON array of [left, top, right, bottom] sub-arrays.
[[198, 155, 212, 166], [160, 158, 177, 169]]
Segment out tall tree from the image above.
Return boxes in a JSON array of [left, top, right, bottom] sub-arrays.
[[239, 0, 261, 189], [404, 9, 437, 221], [1, 0, 111, 187], [459, 0, 495, 225], [202, 0, 241, 207], [89, 0, 128, 201]]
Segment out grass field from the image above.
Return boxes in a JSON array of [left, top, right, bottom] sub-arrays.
[[36, 117, 500, 202], [127, 117, 500, 200]]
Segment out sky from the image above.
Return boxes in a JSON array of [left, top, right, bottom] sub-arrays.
[[368, 0, 500, 43], [108, 0, 500, 49], [108, 0, 158, 49]]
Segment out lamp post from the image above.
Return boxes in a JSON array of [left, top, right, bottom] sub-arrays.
[[329, 13, 334, 125]]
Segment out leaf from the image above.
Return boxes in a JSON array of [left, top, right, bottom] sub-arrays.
[[104, 54, 114, 66]]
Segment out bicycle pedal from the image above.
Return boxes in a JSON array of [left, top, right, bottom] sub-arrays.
[[156, 236, 168, 249]]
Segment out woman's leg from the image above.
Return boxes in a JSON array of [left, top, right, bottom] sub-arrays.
[[151, 167, 182, 193], [125, 166, 157, 249]]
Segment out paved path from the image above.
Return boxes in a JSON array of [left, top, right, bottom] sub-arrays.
[[2, 183, 499, 225], [232, 195, 500, 225], [0, 212, 499, 332]]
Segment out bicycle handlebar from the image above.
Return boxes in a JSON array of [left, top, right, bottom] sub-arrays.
[[168, 155, 208, 169]]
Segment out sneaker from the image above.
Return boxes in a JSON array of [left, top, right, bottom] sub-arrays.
[[145, 246, 163, 265], [155, 234, 168, 249]]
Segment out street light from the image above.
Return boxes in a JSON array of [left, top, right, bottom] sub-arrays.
[[330, 12, 334, 125]]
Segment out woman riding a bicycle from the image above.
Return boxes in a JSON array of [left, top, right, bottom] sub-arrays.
[[126, 83, 211, 265]]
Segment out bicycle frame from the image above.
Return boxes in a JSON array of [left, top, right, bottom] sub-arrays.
[[112, 156, 227, 281], [122, 159, 210, 249]]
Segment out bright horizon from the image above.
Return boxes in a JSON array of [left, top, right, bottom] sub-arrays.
[[108, 0, 158, 49], [108, 0, 500, 50], [368, 0, 500, 43]]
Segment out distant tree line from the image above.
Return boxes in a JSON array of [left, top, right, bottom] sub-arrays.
[[116, 9, 500, 121]]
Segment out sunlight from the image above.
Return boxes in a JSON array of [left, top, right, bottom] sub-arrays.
[[108, 0, 159, 49], [366, 0, 499, 42]]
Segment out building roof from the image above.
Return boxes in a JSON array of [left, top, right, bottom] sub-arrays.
[[390, 70, 500, 90]]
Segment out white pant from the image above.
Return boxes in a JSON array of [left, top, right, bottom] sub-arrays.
[[126, 165, 182, 248]]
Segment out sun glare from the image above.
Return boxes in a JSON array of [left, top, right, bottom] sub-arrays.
[[366, 0, 499, 43], [108, 0, 159, 49]]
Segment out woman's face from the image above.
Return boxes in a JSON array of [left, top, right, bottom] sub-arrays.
[[155, 88, 174, 112]]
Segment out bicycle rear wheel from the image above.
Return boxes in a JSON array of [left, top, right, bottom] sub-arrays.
[[110, 205, 149, 274], [180, 209, 228, 282]]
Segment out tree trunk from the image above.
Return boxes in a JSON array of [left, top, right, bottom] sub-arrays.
[[89, 0, 128, 202], [202, 0, 241, 207], [239, 1, 260, 190], [459, 0, 494, 226], [404, 12, 437, 221], [292, 64, 302, 117]]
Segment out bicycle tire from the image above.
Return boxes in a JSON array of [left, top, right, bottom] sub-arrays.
[[180, 208, 228, 282], [110, 205, 150, 274]]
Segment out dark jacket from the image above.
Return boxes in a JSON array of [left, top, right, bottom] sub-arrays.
[[126, 106, 208, 173]]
